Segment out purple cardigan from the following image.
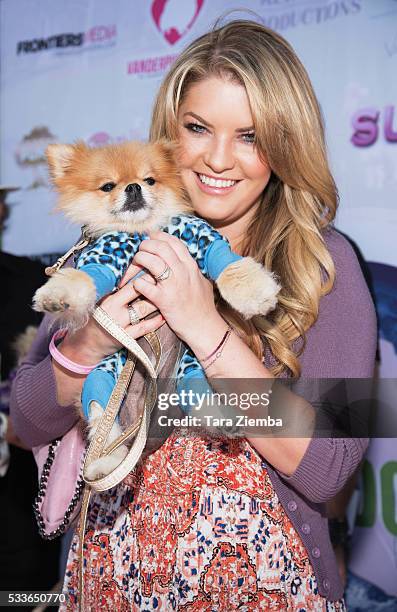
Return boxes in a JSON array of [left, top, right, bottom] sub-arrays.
[[10, 228, 377, 601]]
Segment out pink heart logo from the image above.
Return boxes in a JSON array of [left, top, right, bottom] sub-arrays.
[[151, 0, 204, 45]]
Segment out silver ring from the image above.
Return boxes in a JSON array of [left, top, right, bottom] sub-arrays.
[[155, 264, 172, 282], [128, 304, 140, 325]]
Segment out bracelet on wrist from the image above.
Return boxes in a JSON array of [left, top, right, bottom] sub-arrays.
[[49, 329, 100, 375], [201, 324, 233, 372]]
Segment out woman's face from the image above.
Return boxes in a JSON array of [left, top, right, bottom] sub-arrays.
[[177, 76, 271, 230]]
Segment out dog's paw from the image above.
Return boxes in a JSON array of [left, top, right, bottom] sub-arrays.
[[217, 257, 281, 318], [33, 268, 97, 329], [85, 401, 105, 438], [86, 403, 124, 444], [84, 402, 129, 479], [33, 283, 71, 313], [84, 444, 129, 480]]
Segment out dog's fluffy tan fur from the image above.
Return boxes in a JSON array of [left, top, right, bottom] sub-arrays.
[[33, 268, 97, 331], [83, 401, 129, 480], [47, 140, 192, 236], [33, 140, 192, 329], [217, 258, 280, 319], [32, 140, 192, 479]]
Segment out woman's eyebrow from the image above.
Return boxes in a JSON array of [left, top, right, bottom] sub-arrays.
[[183, 112, 254, 132]]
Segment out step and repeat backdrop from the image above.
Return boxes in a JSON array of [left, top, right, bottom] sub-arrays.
[[3, 1, 395, 362], [0, 0, 396, 591]]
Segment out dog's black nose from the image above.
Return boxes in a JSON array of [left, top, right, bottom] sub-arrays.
[[122, 182, 146, 213], [125, 183, 141, 195]]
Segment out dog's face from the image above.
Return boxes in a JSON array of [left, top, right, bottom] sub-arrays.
[[46, 140, 192, 235]]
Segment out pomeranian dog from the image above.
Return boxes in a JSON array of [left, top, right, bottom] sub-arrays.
[[33, 140, 191, 326], [33, 139, 280, 479], [32, 140, 192, 478], [45, 140, 191, 235]]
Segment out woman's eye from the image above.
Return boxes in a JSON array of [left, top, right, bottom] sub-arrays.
[[185, 122, 207, 134], [100, 182, 116, 192], [144, 177, 156, 186], [241, 132, 255, 144]]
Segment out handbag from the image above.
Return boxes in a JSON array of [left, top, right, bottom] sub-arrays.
[[32, 305, 183, 539], [32, 423, 86, 539], [31, 233, 184, 611]]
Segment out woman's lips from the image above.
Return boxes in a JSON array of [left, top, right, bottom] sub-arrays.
[[194, 172, 240, 195]]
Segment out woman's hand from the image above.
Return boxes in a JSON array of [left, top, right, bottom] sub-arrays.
[[51, 266, 165, 407], [59, 270, 165, 365], [130, 231, 221, 346]]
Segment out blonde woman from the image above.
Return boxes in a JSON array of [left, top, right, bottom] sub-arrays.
[[11, 20, 376, 610]]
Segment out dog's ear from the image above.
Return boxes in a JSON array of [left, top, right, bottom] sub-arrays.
[[46, 141, 87, 182], [154, 139, 181, 164]]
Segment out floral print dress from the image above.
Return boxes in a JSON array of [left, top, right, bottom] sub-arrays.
[[61, 429, 345, 611]]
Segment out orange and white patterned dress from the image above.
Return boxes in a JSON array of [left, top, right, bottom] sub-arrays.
[[61, 429, 345, 611]]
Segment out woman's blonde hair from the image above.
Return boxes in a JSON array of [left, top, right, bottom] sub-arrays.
[[150, 19, 338, 377]]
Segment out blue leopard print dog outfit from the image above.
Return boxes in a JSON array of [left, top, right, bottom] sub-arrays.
[[76, 214, 241, 416]]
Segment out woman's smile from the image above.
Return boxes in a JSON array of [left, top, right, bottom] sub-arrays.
[[177, 76, 271, 239], [194, 171, 240, 194]]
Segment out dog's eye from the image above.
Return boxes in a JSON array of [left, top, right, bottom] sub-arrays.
[[100, 182, 116, 192], [144, 177, 156, 186]]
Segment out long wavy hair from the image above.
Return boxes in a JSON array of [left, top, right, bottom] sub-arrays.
[[150, 19, 338, 377]]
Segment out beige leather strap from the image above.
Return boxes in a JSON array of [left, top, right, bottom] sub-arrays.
[[82, 352, 136, 483], [82, 305, 161, 492], [88, 382, 158, 491], [142, 330, 162, 370], [78, 307, 162, 610], [92, 306, 157, 377], [78, 485, 91, 612]]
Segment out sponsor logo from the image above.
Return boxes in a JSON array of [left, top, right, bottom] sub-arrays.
[[260, 0, 361, 32], [16, 25, 116, 55], [87, 132, 127, 147], [127, 1, 204, 76], [351, 106, 397, 146], [127, 53, 177, 75], [87, 132, 116, 148], [151, 0, 204, 45], [15, 126, 57, 189], [86, 130, 145, 147]]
